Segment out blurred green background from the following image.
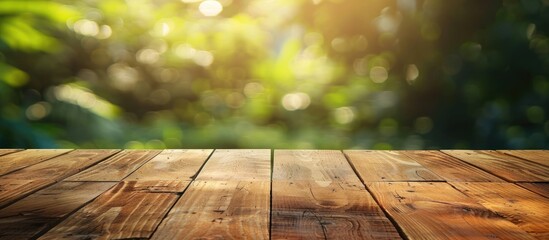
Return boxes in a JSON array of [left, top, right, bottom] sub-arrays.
[[0, 0, 548, 149]]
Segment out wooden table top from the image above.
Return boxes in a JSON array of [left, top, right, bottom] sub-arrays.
[[0, 149, 548, 239]]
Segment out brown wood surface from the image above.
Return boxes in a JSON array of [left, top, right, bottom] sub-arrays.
[[0, 179, 54, 209], [272, 181, 401, 239], [0, 181, 115, 240], [442, 150, 549, 182], [40, 181, 178, 240], [271, 150, 400, 239], [124, 149, 212, 192], [368, 182, 535, 239], [273, 150, 362, 182], [0, 150, 118, 208], [499, 150, 549, 167], [151, 181, 271, 240], [0, 149, 22, 157], [0, 149, 71, 176], [126, 149, 212, 181], [66, 150, 160, 181], [517, 183, 549, 198], [0, 149, 546, 239], [152, 149, 271, 239], [451, 182, 549, 239], [403, 150, 504, 182], [345, 150, 443, 182], [196, 149, 271, 181]]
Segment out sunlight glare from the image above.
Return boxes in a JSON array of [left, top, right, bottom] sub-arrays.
[[282, 92, 311, 111], [199, 0, 223, 17], [73, 19, 99, 37], [406, 64, 419, 84], [370, 66, 388, 83], [334, 107, 356, 124]]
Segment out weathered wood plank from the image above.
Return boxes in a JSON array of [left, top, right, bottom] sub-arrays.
[[272, 181, 401, 239], [196, 149, 270, 181], [517, 183, 549, 198], [403, 150, 504, 182], [124, 149, 212, 192], [151, 181, 270, 240], [0, 150, 118, 208], [0, 149, 72, 176], [442, 150, 549, 182], [0, 181, 115, 240], [272, 150, 401, 239], [368, 182, 535, 239], [39, 181, 178, 240], [0, 149, 22, 157], [344, 150, 443, 182], [151, 150, 271, 239], [499, 150, 549, 167], [66, 150, 160, 181], [273, 150, 362, 182], [451, 182, 549, 239], [0, 179, 54, 209], [126, 149, 212, 181]]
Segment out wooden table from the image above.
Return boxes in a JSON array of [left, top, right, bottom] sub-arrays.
[[0, 149, 548, 239]]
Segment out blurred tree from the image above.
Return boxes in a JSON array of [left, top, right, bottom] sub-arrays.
[[0, 0, 547, 149]]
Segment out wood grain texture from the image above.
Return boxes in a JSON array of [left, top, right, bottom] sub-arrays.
[[0, 181, 115, 240], [0, 150, 118, 208], [499, 150, 549, 167], [451, 182, 549, 239], [368, 182, 535, 240], [66, 150, 160, 181], [151, 181, 270, 240], [0, 179, 54, 208], [517, 183, 549, 198], [125, 149, 212, 181], [273, 150, 362, 182], [403, 150, 504, 182], [39, 181, 178, 240], [196, 149, 270, 181], [345, 150, 443, 182], [0, 149, 22, 157], [0, 149, 72, 176], [272, 181, 401, 239], [442, 150, 549, 182], [272, 150, 400, 239]]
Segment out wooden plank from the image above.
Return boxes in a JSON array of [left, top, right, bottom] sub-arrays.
[[39, 181, 178, 240], [0, 149, 72, 176], [151, 181, 270, 240], [273, 150, 362, 182], [0, 149, 22, 157], [517, 183, 549, 198], [344, 150, 443, 182], [0, 179, 54, 209], [196, 149, 270, 181], [0, 181, 115, 240], [272, 181, 401, 239], [66, 150, 160, 181], [403, 150, 504, 182], [451, 182, 549, 239], [442, 150, 549, 182], [499, 150, 549, 167], [124, 149, 212, 192], [151, 150, 271, 239], [271, 150, 401, 239], [0, 150, 118, 208], [368, 182, 535, 239], [126, 149, 212, 181]]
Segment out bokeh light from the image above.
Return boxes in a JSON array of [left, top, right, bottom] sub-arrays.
[[0, 0, 547, 149], [199, 0, 223, 17]]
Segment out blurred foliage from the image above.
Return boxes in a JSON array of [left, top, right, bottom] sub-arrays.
[[0, 0, 548, 149]]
